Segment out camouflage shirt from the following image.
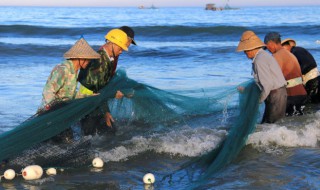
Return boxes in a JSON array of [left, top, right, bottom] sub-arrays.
[[40, 60, 78, 108], [78, 48, 117, 93]]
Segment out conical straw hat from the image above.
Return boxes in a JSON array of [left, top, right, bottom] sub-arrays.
[[64, 37, 100, 59], [281, 38, 296, 47], [236, 31, 265, 52]]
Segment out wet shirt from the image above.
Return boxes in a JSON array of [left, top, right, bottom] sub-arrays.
[[41, 60, 78, 107], [78, 48, 117, 93], [273, 48, 307, 97], [291, 46, 317, 75], [252, 49, 287, 102]]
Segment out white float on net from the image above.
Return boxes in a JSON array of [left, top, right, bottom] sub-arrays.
[[46, 168, 57, 176], [2, 169, 16, 180], [92, 157, 104, 168], [22, 165, 43, 180], [143, 173, 155, 184]]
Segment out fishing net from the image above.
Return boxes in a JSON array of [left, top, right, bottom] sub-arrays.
[[0, 69, 261, 176], [9, 137, 92, 168], [160, 81, 261, 188], [188, 81, 261, 188]]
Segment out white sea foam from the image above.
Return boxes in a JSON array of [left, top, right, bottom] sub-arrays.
[[97, 126, 227, 162], [247, 120, 320, 149]]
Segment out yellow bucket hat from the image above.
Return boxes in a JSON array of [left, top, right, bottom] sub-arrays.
[[236, 31, 266, 52], [64, 37, 100, 59]]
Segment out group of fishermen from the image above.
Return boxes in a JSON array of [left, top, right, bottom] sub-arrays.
[[237, 30, 319, 123], [38, 26, 136, 142], [39, 27, 319, 142]]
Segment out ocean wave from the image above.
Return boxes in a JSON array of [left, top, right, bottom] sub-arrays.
[[135, 25, 248, 38], [0, 39, 235, 48], [96, 126, 227, 162], [0, 24, 106, 38], [0, 42, 69, 57], [1, 24, 320, 39], [247, 115, 320, 150], [0, 40, 237, 58], [0, 24, 246, 38]]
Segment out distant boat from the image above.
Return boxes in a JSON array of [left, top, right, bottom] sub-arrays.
[[205, 3, 223, 11], [224, 3, 239, 10], [149, 4, 158, 9], [205, 1, 238, 11], [138, 4, 158, 9]]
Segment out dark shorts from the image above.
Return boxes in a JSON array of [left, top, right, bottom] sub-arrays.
[[305, 76, 320, 103], [262, 86, 287, 124], [286, 94, 307, 116]]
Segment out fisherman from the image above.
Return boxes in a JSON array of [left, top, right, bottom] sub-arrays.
[[40, 37, 100, 110], [281, 38, 320, 103], [39, 37, 100, 142], [237, 30, 287, 123], [119, 26, 137, 47], [264, 32, 307, 116], [78, 26, 136, 135]]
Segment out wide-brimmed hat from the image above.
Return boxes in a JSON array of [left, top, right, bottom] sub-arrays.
[[236, 31, 265, 52], [64, 37, 100, 59], [119, 26, 137, 45], [281, 38, 296, 47]]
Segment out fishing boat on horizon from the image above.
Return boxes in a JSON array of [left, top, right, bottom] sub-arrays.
[[138, 4, 158, 9]]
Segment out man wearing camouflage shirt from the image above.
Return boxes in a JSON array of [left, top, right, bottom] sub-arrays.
[[40, 37, 100, 110], [78, 27, 136, 135]]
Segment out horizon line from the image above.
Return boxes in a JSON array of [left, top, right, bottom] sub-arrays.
[[0, 4, 319, 8]]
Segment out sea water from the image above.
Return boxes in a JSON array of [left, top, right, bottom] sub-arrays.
[[0, 6, 320, 189]]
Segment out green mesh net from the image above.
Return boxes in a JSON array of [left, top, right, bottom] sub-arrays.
[[160, 81, 261, 187], [0, 69, 261, 179], [191, 81, 261, 187]]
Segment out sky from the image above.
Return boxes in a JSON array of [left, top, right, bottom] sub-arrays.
[[0, 0, 319, 7]]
